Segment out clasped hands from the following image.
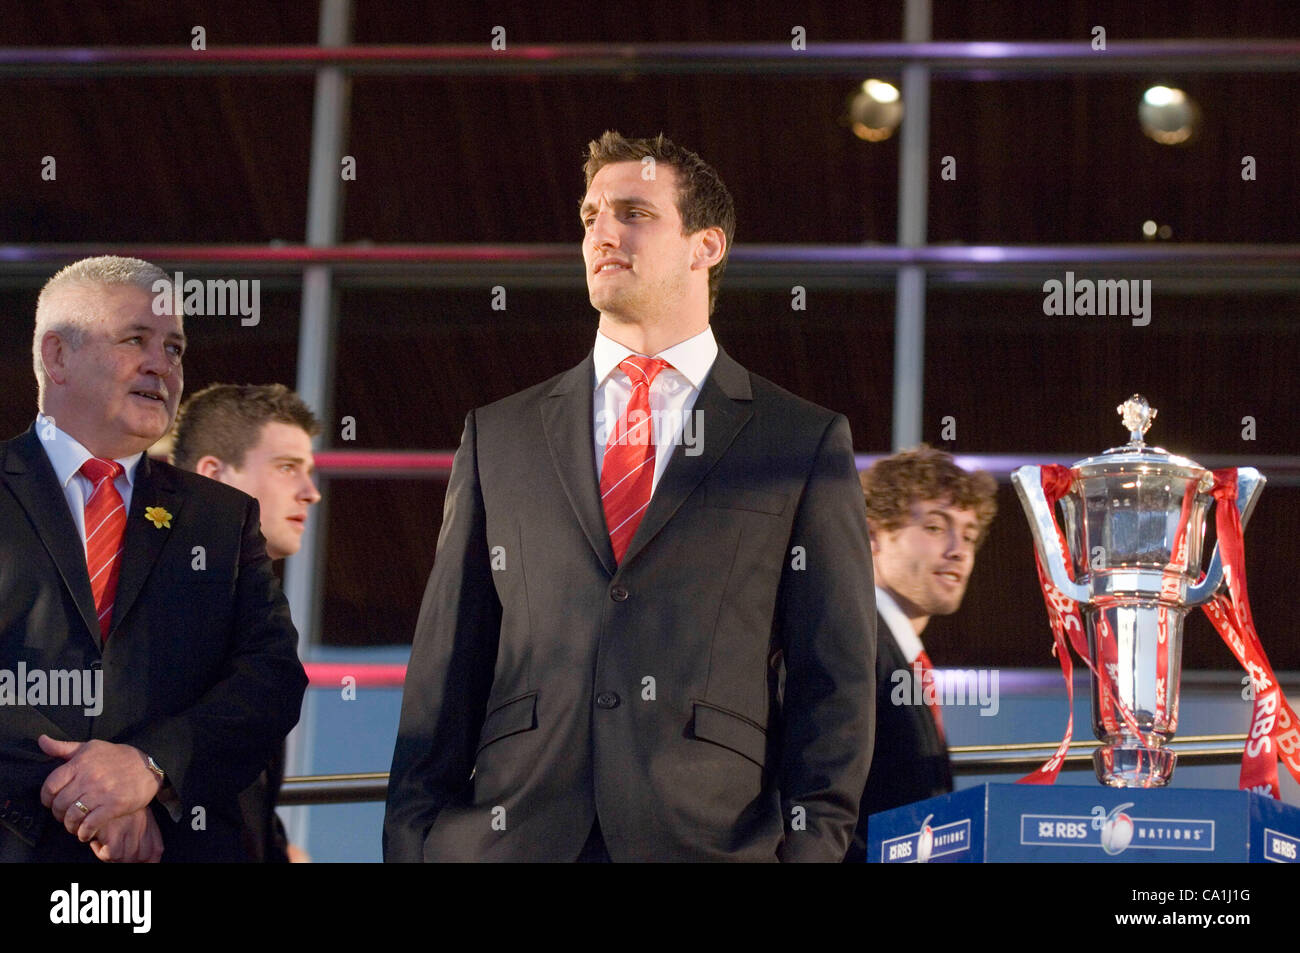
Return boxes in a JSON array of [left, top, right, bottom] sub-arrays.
[[38, 735, 164, 863]]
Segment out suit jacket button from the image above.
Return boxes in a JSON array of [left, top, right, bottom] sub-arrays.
[[595, 692, 620, 709], [609, 586, 629, 602]]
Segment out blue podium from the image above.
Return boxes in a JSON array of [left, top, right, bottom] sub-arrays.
[[866, 784, 1300, 863]]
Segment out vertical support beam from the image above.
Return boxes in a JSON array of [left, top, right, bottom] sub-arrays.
[[282, 0, 353, 850], [892, 0, 931, 451]]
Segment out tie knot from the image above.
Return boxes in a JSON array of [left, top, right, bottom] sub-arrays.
[[81, 457, 124, 485], [619, 355, 669, 387]]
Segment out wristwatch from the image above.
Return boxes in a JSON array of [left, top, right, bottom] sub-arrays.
[[145, 755, 166, 785], [144, 754, 183, 821]]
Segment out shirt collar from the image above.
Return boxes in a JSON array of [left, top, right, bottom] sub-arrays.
[[36, 414, 145, 489], [593, 325, 718, 391], [876, 585, 925, 664]]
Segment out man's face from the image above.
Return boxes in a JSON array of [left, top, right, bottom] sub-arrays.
[[215, 422, 320, 560], [51, 284, 185, 458], [580, 162, 699, 321], [871, 498, 982, 621]]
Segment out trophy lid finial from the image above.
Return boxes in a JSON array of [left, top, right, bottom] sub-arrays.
[[1118, 394, 1157, 446]]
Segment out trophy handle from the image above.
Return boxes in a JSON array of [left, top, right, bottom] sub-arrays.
[[1186, 467, 1266, 606], [1012, 466, 1090, 604]]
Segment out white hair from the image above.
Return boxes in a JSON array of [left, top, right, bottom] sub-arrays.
[[32, 256, 173, 406]]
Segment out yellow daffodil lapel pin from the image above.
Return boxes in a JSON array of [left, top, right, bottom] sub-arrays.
[[144, 506, 173, 529]]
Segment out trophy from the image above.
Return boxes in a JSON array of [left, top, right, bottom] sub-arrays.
[[1011, 396, 1264, 787]]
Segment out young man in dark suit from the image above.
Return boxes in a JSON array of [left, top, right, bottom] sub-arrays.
[[172, 382, 322, 862], [0, 256, 306, 862], [385, 132, 877, 862], [846, 445, 996, 862]]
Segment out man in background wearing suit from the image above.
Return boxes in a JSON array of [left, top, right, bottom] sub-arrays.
[[0, 256, 306, 862], [385, 131, 876, 862], [172, 382, 321, 862], [846, 445, 996, 862]]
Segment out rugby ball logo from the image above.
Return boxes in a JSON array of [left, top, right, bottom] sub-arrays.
[[916, 814, 935, 864], [1099, 803, 1135, 856]]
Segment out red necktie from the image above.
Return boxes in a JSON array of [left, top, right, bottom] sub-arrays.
[[600, 356, 669, 563], [81, 458, 126, 642], [916, 650, 946, 743]]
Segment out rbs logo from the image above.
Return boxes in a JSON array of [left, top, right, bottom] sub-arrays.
[[1037, 820, 1087, 838], [888, 842, 913, 860]]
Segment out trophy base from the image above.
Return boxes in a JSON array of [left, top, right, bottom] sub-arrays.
[[1094, 745, 1177, 787]]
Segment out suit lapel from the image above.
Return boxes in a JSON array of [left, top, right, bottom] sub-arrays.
[[109, 454, 185, 639], [541, 353, 617, 576], [2, 428, 101, 646], [618, 346, 753, 568], [541, 345, 755, 574]]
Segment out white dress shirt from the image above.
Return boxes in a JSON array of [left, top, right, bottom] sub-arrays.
[[876, 585, 925, 665], [592, 325, 718, 495], [34, 414, 144, 557]]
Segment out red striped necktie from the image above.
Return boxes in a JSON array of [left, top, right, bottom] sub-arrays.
[[600, 355, 670, 563], [916, 649, 946, 743], [81, 457, 126, 643]]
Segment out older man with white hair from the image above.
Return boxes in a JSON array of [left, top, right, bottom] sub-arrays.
[[0, 255, 306, 862]]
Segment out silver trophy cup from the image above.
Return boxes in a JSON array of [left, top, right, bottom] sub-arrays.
[[1011, 396, 1264, 787]]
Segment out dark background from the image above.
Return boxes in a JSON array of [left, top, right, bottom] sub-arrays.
[[1, 1, 1296, 668]]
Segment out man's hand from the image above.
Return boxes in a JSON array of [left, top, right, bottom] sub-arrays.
[[89, 807, 164, 863], [38, 736, 163, 841]]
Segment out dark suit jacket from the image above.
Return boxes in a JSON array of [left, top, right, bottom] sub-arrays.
[[237, 746, 290, 863], [845, 613, 952, 862], [384, 345, 876, 862], [0, 426, 308, 862]]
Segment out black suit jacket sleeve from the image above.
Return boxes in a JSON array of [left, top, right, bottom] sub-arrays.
[[384, 411, 501, 861], [116, 496, 307, 813], [237, 746, 290, 863], [774, 414, 876, 862]]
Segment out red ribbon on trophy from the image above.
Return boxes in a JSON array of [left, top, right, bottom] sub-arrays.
[[1201, 469, 1300, 797]]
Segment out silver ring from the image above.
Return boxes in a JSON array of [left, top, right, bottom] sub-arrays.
[[74, 800, 90, 816]]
